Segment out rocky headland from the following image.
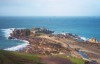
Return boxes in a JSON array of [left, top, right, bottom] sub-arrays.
[[8, 27, 100, 64]]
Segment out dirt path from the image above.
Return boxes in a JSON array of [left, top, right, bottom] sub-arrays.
[[39, 35, 70, 47], [40, 56, 73, 64]]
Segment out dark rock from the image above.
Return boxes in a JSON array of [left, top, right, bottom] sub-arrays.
[[85, 60, 98, 64], [8, 37, 15, 39]]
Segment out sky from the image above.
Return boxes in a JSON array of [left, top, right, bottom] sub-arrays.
[[0, 0, 100, 16]]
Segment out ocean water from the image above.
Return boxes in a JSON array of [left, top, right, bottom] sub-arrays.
[[0, 16, 100, 50]]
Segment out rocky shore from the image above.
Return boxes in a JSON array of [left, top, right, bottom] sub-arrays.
[[8, 27, 100, 64]]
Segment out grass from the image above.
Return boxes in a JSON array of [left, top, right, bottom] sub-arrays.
[[52, 54, 85, 64], [11, 51, 39, 61], [68, 56, 85, 64], [0, 50, 43, 64], [0, 50, 85, 64]]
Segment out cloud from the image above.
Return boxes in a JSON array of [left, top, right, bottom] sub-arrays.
[[0, 0, 100, 16]]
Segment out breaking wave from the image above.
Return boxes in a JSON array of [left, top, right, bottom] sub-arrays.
[[1, 28, 15, 38], [4, 40, 29, 51], [79, 36, 89, 41], [1, 28, 29, 51]]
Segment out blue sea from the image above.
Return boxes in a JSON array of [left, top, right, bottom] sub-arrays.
[[0, 16, 100, 50]]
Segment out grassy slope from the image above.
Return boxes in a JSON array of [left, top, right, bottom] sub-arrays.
[[0, 50, 85, 64], [0, 50, 42, 64], [69, 56, 85, 64], [53, 54, 85, 64]]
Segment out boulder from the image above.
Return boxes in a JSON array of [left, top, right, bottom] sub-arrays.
[[88, 38, 98, 43]]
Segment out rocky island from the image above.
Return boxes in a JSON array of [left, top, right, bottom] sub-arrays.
[[8, 27, 100, 64]]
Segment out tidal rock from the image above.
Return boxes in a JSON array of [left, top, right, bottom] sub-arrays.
[[89, 38, 98, 43]]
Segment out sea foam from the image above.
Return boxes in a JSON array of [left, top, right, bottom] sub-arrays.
[[1, 28, 15, 38], [80, 36, 89, 41], [1, 28, 29, 51], [4, 40, 29, 51], [1, 28, 25, 38]]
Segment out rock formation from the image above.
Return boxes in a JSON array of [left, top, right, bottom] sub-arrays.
[[88, 38, 98, 43], [8, 28, 100, 64]]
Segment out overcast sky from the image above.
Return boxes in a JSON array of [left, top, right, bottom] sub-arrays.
[[0, 0, 100, 16]]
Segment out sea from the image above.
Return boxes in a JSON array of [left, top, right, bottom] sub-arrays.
[[0, 16, 100, 51]]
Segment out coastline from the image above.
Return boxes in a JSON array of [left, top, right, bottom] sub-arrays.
[[4, 39, 29, 51], [2, 28, 88, 51], [2, 28, 29, 51], [1, 28, 100, 63], [2, 28, 98, 52]]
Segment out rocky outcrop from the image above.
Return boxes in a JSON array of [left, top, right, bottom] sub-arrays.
[[8, 28, 100, 63], [89, 38, 98, 43], [9, 29, 30, 39], [9, 28, 71, 55], [31, 27, 54, 34], [24, 37, 70, 55]]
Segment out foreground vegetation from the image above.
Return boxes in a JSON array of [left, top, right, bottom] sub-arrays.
[[0, 50, 42, 64], [69, 56, 85, 64], [53, 54, 85, 64], [0, 50, 85, 64]]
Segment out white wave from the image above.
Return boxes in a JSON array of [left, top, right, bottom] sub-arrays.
[[1, 28, 29, 51], [4, 40, 29, 51], [1, 28, 15, 38], [80, 36, 89, 41], [1, 28, 25, 38], [61, 33, 66, 35]]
